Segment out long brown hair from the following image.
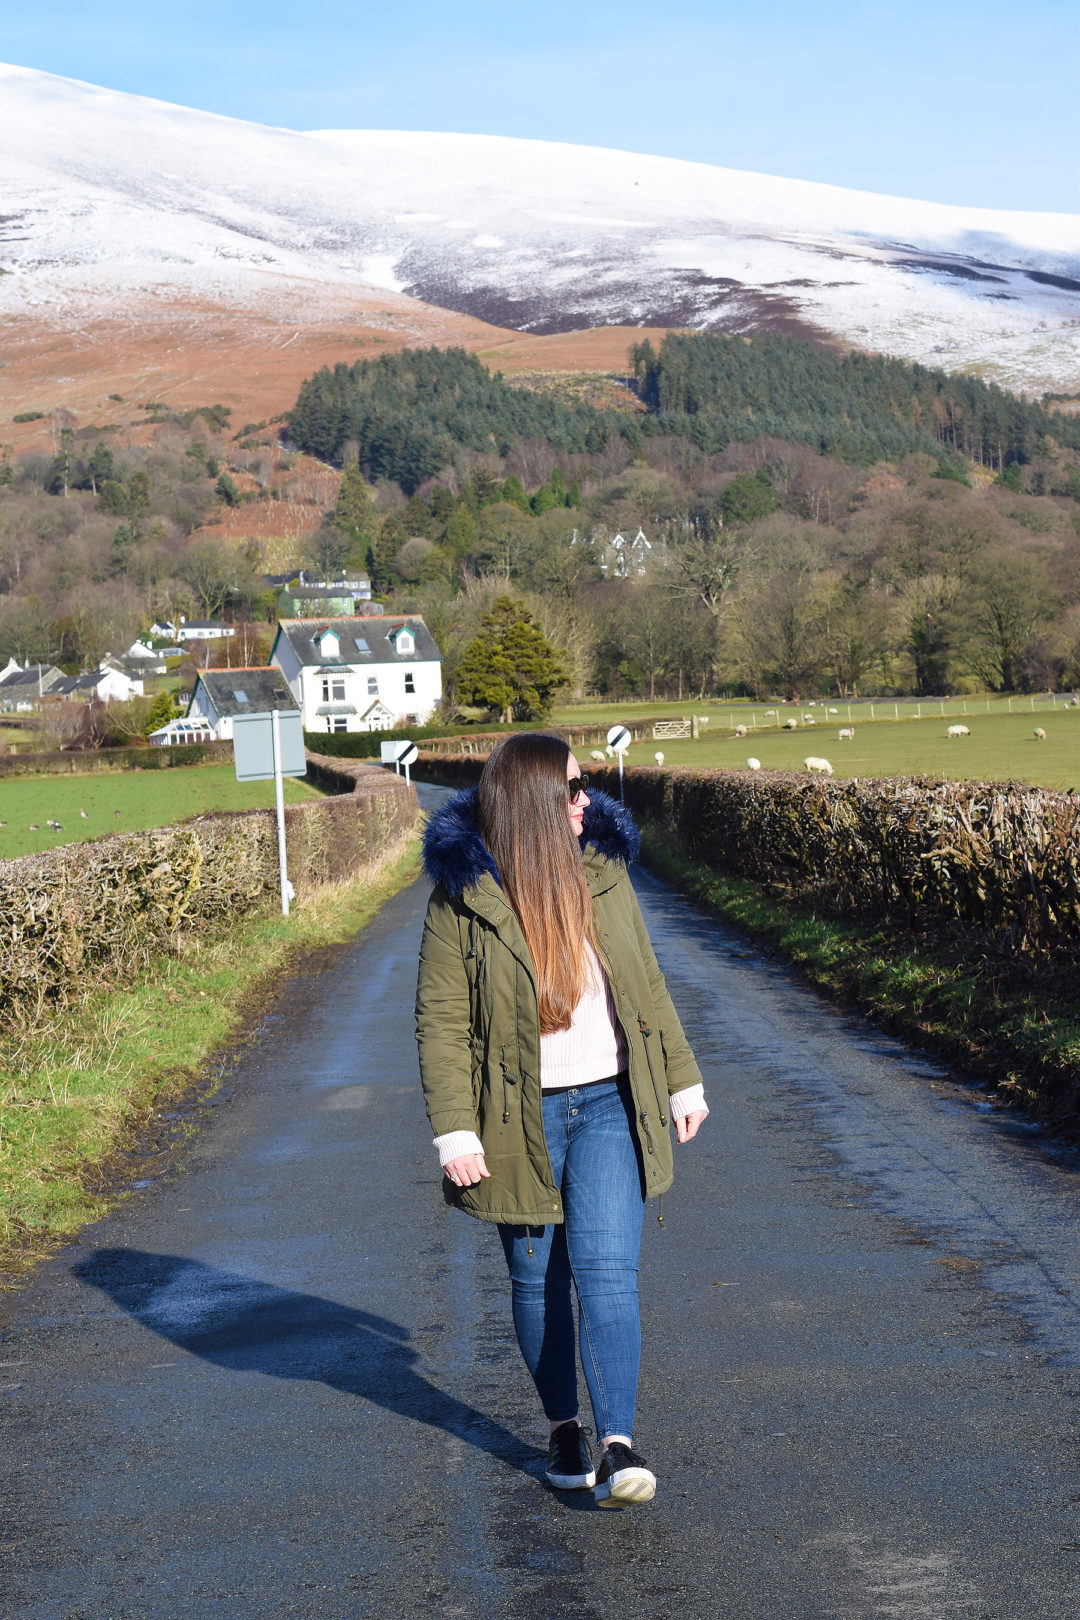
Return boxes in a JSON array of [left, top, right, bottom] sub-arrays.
[[476, 732, 594, 1034]]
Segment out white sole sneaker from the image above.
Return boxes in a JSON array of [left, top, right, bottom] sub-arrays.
[[594, 1465, 656, 1508]]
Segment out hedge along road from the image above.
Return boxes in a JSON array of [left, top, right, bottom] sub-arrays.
[[4, 784, 1080, 1619]]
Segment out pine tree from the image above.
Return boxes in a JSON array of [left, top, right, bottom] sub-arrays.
[[453, 598, 568, 722], [332, 461, 377, 543]]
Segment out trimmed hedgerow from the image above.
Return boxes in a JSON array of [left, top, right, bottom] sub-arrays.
[[0, 758, 415, 1022]]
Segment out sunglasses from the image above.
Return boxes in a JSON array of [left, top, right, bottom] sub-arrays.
[[567, 776, 589, 804]]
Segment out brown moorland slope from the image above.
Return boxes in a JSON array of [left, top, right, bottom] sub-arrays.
[[0, 267, 671, 457]]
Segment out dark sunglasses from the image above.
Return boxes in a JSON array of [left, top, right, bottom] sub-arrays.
[[567, 776, 589, 803]]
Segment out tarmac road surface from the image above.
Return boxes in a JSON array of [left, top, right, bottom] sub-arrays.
[[4, 783, 1080, 1619]]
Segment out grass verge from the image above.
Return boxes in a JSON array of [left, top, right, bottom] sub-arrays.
[[639, 818, 1080, 1132], [0, 840, 420, 1277]]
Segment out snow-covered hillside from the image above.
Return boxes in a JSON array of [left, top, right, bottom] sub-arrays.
[[2, 62, 1079, 392]]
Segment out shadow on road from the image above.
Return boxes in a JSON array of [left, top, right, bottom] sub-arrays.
[[74, 1248, 543, 1478]]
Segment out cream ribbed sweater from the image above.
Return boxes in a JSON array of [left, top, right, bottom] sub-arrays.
[[433, 941, 706, 1167]]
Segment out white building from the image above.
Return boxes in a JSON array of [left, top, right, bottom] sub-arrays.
[[185, 667, 300, 741], [270, 614, 442, 734], [54, 665, 145, 702], [176, 618, 237, 642]]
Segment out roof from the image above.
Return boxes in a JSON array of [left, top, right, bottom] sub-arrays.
[[182, 619, 234, 631], [0, 664, 65, 690], [273, 614, 441, 669], [190, 667, 300, 719]]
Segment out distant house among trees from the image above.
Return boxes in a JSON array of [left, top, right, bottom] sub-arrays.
[[0, 663, 68, 709], [176, 618, 237, 642], [271, 615, 442, 734], [53, 665, 144, 703], [276, 571, 375, 620], [185, 667, 300, 741]]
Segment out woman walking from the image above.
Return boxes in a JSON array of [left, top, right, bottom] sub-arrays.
[[415, 733, 707, 1507]]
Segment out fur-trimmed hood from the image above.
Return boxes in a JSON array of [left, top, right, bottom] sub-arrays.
[[422, 785, 640, 901]]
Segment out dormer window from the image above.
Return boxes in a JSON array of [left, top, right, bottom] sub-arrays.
[[391, 626, 415, 656], [317, 630, 340, 658]]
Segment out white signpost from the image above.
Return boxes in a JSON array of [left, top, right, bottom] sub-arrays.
[[607, 723, 632, 801], [381, 738, 419, 790], [232, 709, 307, 916]]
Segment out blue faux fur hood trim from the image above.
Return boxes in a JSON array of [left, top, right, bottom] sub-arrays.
[[422, 785, 640, 900]]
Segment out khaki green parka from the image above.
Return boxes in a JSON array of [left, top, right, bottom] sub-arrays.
[[414, 786, 703, 1226]]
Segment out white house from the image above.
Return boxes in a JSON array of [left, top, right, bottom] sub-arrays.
[[270, 614, 443, 734], [54, 665, 145, 702], [176, 618, 237, 642], [185, 667, 300, 741]]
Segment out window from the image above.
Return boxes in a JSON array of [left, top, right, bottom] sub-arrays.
[[404, 670, 416, 694], [367, 676, 378, 696], [232, 688, 248, 703], [321, 677, 346, 702], [354, 637, 369, 653], [332, 716, 348, 732]]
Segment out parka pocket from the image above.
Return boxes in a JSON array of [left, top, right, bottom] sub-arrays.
[[636, 1013, 669, 1128]]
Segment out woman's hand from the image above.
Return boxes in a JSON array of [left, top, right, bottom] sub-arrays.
[[444, 1153, 490, 1187], [675, 1110, 708, 1145]]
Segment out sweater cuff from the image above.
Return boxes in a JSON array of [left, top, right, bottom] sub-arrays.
[[433, 1129, 485, 1168], [669, 1083, 708, 1121]]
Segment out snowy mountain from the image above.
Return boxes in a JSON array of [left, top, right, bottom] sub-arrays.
[[2, 62, 1079, 393]]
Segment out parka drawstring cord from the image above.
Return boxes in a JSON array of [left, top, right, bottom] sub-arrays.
[[657, 1194, 664, 1228], [527, 1228, 534, 1257]]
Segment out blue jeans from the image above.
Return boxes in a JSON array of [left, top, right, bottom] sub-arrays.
[[498, 1075, 646, 1440]]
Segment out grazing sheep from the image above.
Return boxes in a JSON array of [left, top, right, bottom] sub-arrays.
[[590, 749, 605, 762], [802, 713, 815, 724], [654, 751, 665, 767], [733, 723, 748, 737], [746, 757, 762, 771], [1034, 727, 1046, 740], [827, 707, 839, 715], [605, 745, 615, 758], [946, 724, 970, 738], [838, 727, 855, 741], [803, 756, 833, 775], [29, 823, 39, 830], [79, 808, 88, 819], [783, 718, 798, 730]]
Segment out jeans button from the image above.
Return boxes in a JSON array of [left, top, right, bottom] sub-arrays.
[[571, 1108, 578, 1116]]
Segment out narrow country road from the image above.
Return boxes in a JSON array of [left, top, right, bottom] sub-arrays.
[[4, 783, 1080, 1620]]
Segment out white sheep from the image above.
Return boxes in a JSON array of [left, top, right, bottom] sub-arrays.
[[605, 744, 616, 758], [783, 718, 798, 730], [734, 723, 748, 737], [827, 707, 839, 715], [802, 713, 815, 724], [803, 756, 833, 775], [654, 751, 665, 767], [590, 749, 605, 762], [838, 727, 855, 741], [746, 757, 762, 771], [1034, 727, 1046, 741], [946, 724, 970, 738]]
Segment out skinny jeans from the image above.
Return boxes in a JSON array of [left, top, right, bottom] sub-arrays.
[[497, 1074, 646, 1440]]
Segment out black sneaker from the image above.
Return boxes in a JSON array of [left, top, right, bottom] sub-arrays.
[[545, 1422, 596, 1489], [593, 1441, 656, 1508]]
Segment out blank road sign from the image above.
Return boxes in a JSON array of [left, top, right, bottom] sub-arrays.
[[233, 711, 307, 781]]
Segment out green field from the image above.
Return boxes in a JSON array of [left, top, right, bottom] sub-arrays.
[[570, 705, 1080, 792], [0, 764, 325, 861]]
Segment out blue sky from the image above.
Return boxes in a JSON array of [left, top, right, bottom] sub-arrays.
[[4, 0, 1078, 212]]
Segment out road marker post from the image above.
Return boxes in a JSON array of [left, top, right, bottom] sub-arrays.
[[381, 738, 419, 790], [607, 723, 631, 802]]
